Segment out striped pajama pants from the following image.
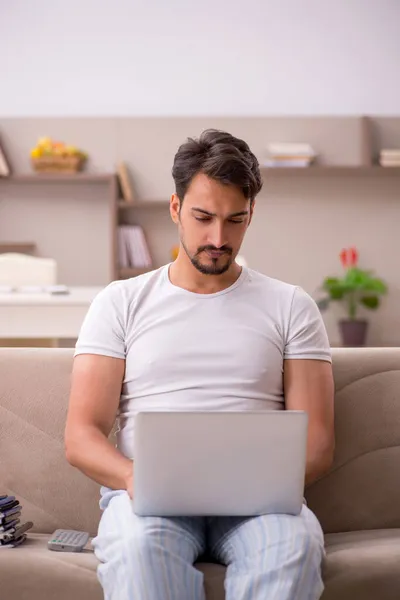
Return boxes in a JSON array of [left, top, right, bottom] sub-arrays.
[[92, 487, 325, 600]]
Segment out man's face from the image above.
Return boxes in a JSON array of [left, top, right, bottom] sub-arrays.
[[170, 173, 254, 276]]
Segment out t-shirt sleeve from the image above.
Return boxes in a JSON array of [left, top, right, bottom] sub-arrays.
[[284, 286, 331, 362], [74, 282, 126, 359]]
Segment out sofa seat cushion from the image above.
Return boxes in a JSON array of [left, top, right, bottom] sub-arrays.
[[196, 562, 225, 600], [0, 533, 102, 600], [0, 533, 226, 600], [198, 529, 400, 600], [2, 529, 399, 600], [323, 529, 400, 600]]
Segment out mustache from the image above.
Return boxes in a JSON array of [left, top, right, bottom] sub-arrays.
[[197, 245, 233, 255]]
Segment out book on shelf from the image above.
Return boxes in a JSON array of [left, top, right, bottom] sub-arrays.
[[0, 134, 11, 177], [263, 158, 313, 168], [116, 162, 135, 203], [379, 149, 400, 167], [118, 225, 152, 270], [262, 142, 317, 168]]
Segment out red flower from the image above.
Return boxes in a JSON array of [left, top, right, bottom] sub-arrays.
[[340, 247, 358, 268]]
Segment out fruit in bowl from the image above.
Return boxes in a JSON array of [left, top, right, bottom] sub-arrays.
[[30, 137, 88, 172]]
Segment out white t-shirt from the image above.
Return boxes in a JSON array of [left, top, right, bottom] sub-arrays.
[[75, 265, 331, 458]]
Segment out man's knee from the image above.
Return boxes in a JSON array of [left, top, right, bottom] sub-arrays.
[[294, 527, 324, 566], [94, 518, 160, 566], [119, 528, 159, 561], [245, 516, 324, 567]]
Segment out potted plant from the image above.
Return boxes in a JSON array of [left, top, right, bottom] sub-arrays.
[[317, 247, 388, 347]]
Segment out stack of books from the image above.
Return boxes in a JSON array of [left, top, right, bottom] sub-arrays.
[[263, 143, 317, 168], [0, 494, 33, 549], [118, 225, 152, 270], [379, 149, 400, 167]]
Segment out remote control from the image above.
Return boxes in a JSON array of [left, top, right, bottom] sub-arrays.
[[48, 529, 90, 552]]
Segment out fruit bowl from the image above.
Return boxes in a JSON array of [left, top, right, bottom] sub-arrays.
[[30, 137, 88, 173], [31, 155, 86, 173]]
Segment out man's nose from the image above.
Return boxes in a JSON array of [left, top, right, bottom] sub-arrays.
[[208, 223, 226, 249]]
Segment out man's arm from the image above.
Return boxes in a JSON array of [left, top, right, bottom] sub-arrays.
[[64, 354, 133, 497], [283, 358, 335, 486]]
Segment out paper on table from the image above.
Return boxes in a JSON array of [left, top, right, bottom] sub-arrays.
[[0, 285, 70, 295]]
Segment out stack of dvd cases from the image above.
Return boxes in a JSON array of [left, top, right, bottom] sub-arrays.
[[0, 494, 33, 548]]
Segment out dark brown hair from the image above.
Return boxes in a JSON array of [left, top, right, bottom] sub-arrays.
[[172, 129, 263, 205]]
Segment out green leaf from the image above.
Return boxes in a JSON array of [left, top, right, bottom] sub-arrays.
[[343, 268, 387, 295], [360, 295, 380, 309], [323, 277, 341, 286], [322, 277, 346, 299], [344, 267, 370, 288], [362, 278, 388, 294]]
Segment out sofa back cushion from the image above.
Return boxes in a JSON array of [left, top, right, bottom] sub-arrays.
[[305, 347, 400, 533], [0, 348, 101, 535], [0, 347, 399, 535]]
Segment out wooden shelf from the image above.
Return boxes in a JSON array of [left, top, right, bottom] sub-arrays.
[[117, 200, 169, 209], [0, 173, 118, 284], [1, 115, 399, 291], [260, 165, 400, 176], [118, 267, 153, 279], [1, 173, 115, 184], [0, 242, 36, 254]]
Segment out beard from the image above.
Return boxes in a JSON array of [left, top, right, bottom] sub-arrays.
[[181, 240, 234, 275]]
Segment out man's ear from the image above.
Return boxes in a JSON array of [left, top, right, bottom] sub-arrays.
[[170, 194, 181, 224]]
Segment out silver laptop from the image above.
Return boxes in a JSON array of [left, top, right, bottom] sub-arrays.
[[132, 410, 308, 517]]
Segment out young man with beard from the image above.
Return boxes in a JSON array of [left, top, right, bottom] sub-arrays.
[[65, 129, 334, 600]]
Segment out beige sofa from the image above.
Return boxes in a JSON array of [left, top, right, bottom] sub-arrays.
[[1, 347, 400, 599]]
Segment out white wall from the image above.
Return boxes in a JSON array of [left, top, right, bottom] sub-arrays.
[[1, 0, 399, 116]]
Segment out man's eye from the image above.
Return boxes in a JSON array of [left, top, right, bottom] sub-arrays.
[[194, 217, 244, 224]]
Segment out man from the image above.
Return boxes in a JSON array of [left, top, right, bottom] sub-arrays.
[[65, 129, 334, 600]]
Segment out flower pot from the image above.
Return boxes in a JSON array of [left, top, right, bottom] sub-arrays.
[[338, 319, 368, 347]]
